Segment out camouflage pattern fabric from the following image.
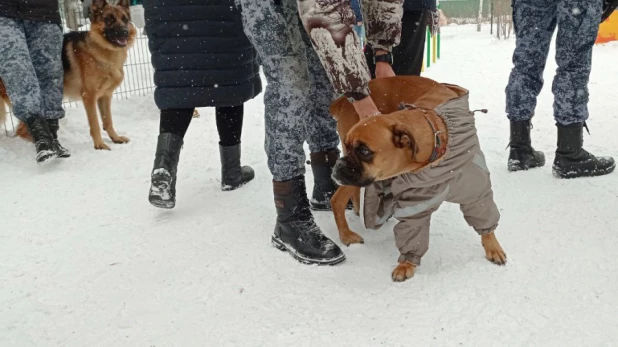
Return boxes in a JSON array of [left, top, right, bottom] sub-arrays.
[[0, 17, 64, 121], [506, 0, 603, 125], [239, 0, 340, 181]]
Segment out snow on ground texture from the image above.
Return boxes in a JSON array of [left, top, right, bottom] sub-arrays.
[[1, 25, 617, 346]]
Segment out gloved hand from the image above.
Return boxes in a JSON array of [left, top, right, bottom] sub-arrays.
[[602, 0, 618, 22]]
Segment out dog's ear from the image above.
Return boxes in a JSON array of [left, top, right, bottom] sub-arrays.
[[329, 97, 346, 121], [117, 0, 131, 10], [90, 0, 108, 19], [392, 124, 417, 160]]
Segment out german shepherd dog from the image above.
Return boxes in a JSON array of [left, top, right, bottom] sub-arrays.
[[0, 0, 136, 150]]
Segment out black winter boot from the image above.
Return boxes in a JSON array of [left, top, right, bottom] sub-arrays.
[[25, 116, 61, 165], [46, 119, 70, 158], [149, 133, 183, 209], [220, 144, 254, 191], [552, 123, 615, 179], [271, 176, 346, 265], [309, 149, 340, 211], [507, 120, 545, 172]]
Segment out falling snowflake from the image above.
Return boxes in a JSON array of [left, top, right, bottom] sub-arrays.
[[182, 24, 189, 30], [572, 7, 581, 15]]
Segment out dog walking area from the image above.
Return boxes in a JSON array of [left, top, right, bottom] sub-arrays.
[[1, 25, 618, 346]]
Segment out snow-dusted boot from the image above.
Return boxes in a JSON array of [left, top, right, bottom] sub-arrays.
[[47, 119, 70, 158], [309, 149, 340, 211], [149, 133, 183, 209], [271, 175, 345, 265], [220, 144, 254, 191], [552, 123, 615, 179], [507, 120, 545, 172], [24, 116, 61, 165]]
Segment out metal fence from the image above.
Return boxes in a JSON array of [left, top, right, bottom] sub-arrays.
[[1, 2, 154, 134]]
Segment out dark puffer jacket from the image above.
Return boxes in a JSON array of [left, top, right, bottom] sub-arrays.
[[144, 0, 262, 109], [0, 0, 61, 23]]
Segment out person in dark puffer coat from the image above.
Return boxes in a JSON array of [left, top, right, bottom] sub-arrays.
[[144, 0, 262, 209]]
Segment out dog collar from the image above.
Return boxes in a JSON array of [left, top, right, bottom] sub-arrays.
[[424, 114, 446, 163], [398, 103, 446, 163]]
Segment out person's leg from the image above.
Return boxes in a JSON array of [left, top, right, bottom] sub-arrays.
[[391, 10, 427, 76], [149, 108, 194, 209], [297, 17, 342, 211], [159, 108, 193, 137], [0, 17, 60, 164], [24, 20, 69, 157], [551, 0, 615, 178], [240, 0, 345, 265], [505, 0, 556, 172], [216, 105, 255, 190], [216, 105, 243, 146], [0, 18, 42, 122], [506, 0, 557, 121]]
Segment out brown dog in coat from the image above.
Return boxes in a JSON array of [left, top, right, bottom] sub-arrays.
[[329, 76, 507, 282]]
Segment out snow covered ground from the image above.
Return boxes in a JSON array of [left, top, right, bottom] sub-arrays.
[[1, 25, 618, 346]]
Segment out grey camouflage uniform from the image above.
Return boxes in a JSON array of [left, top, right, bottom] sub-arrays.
[[240, 0, 403, 181], [0, 17, 64, 122], [505, 0, 603, 125]]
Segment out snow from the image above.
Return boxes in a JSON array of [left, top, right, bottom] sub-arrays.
[[2, 25, 618, 346]]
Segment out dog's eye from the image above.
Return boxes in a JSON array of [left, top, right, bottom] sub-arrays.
[[356, 146, 371, 157], [122, 16, 129, 23]]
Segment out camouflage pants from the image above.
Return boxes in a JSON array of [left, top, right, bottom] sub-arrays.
[[0, 17, 64, 122], [505, 0, 603, 125], [239, 0, 340, 181]]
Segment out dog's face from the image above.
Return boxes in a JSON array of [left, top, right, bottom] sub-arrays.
[[91, 0, 134, 48], [332, 111, 427, 187]]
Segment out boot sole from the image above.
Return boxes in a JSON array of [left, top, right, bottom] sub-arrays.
[[552, 163, 616, 179], [507, 159, 546, 172], [271, 236, 346, 266], [149, 170, 175, 209], [36, 151, 60, 165]]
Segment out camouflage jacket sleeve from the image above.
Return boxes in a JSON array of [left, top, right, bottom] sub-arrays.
[[298, 0, 403, 99]]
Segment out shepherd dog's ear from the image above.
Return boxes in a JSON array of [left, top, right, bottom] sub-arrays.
[[117, 0, 131, 10], [91, 0, 108, 20], [392, 124, 418, 161]]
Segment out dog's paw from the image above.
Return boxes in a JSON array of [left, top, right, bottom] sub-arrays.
[[339, 229, 364, 246], [482, 233, 507, 265], [94, 142, 111, 150], [111, 135, 130, 144], [391, 262, 415, 282]]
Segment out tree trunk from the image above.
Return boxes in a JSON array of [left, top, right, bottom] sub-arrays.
[[477, 0, 484, 31]]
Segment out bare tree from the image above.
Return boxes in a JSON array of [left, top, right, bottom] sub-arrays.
[[477, 0, 484, 31]]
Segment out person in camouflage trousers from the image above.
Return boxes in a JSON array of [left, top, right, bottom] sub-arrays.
[[0, 0, 68, 164], [505, 0, 615, 179], [239, 0, 403, 265]]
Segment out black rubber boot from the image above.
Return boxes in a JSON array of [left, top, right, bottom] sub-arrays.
[[552, 123, 615, 179], [271, 176, 345, 265], [309, 149, 340, 211], [220, 144, 254, 191], [507, 120, 546, 172], [149, 133, 183, 209], [46, 119, 70, 158], [24, 116, 61, 165]]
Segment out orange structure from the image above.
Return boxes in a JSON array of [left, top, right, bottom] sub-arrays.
[[596, 11, 618, 44]]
